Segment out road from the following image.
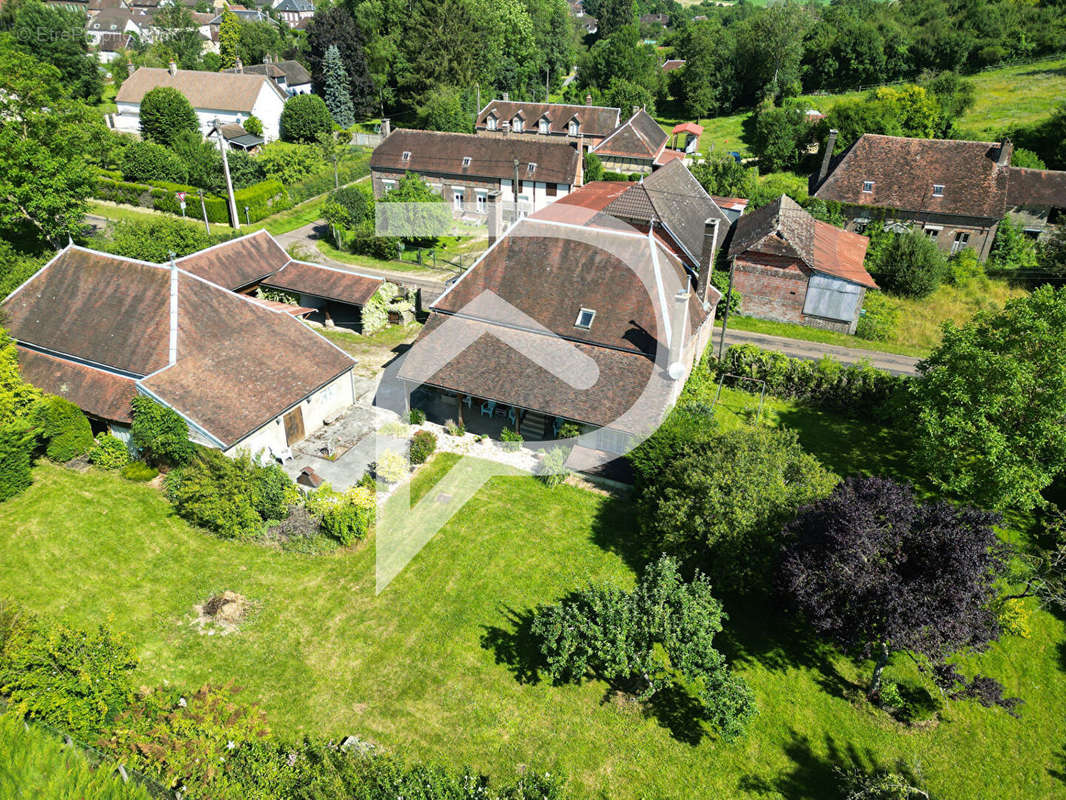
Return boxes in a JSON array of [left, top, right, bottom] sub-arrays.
[[714, 326, 921, 375]]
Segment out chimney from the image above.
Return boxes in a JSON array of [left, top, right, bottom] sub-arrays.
[[168, 252, 179, 366], [167, 59, 177, 76], [695, 217, 720, 306], [502, 91, 509, 101], [632, 105, 640, 117], [667, 287, 690, 382], [380, 118, 390, 138], [501, 120, 511, 136], [486, 190, 502, 248], [997, 136, 1012, 167], [234, 56, 243, 73], [816, 128, 838, 185], [127, 60, 135, 76]]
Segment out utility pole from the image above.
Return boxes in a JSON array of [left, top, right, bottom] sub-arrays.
[[211, 117, 240, 230], [513, 158, 520, 222], [717, 256, 737, 361], [545, 67, 550, 102], [198, 189, 210, 234]]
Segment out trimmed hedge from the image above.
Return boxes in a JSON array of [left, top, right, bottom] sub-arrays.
[[716, 344, 905, 415], [33, 396, 93, 463], [0, 423, 34, 501], [95, 176, 290, 225]]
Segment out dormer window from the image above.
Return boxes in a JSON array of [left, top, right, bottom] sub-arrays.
[[932, 184, 944, 197], [527, 162, 537, 175], [862, 180, 874, 193], [539, 117, 549, 134], [401, 151, 411, 162], [575, 308, 595, 329], [486, 115, 497, 131], [569, 119, 579, 136], [512, 117, 523, 133], [462, 156, 472, 168]]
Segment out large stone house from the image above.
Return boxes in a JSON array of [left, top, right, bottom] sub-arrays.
[[1, 245, 357, 457], [369, 128, 583, 218], [727, 195, 876, 334], [811, 132, 1066, 260], [114, 65, 287, 141], [474, 100, 621, 150], [395, 183, 721, 476]]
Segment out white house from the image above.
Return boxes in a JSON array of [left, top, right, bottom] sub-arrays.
[[114, 64, 287, 141]]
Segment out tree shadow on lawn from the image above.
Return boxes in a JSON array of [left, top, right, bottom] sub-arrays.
[[738, 730, 914, 798], [588, 490, 655, 576], [1049, 743, 1066, 785], [639, 683, 710, 747], [479, 604, 543, 685]]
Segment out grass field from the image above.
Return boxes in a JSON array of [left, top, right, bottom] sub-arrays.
[[666, 55, 1066, 156], [1, 400, 1064, 800]]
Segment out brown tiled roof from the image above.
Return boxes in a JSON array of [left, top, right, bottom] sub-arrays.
[[534, 181, 630, 225], [176, 230, 290, 290], [813, 134, 1010, 220], [1007, 167, 1066, 208], [226, 59, 312, 85], [371, 129, 581, 185], [16, 347, 137, 424], [115, 67, 284, 112], [730, 195, 876, 288], [593, 109, 668, 161], [662, 59, 685, 72], [261, 261, 382, 306], [2, 247, 354, 448], [476, 100, 621, 138]]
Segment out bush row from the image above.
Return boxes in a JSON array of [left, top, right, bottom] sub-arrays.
[[0, 602, 565, 800], [715, 343, 906, 415], [95, 176, 290, 225]]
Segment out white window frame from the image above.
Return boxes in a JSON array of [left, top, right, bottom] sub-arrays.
[[924, 225, 942, 239], [512, 117, 523, 133], [527, 162, 537, 176], [569, 119, 579, 136], [861, 180, 874, 193], [486, 116, 497, 131], [461, 156, 472, 168], [932, 184, 945, 197], [951, 230, 970, 254], [475, 189, 487, 213], [401, 151, 411, 162], [539, 118, 549, 134], [574, 308, 595, 329], [453, 189, 465, 211], [381, 178, 397, 193]]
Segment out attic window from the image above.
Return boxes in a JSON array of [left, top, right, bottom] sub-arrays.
[[861, 180, 874, 193], [527, 162, 537, 175], [401, 151, 411, 162], [575, 308, 595, 329], [932, 184, 944, 197], [486, 116, 497, 131], [569, 119, 579, 136], [539, 118, 549, 134], [462, 156, 472, 168], [513, 117, 523, 132]]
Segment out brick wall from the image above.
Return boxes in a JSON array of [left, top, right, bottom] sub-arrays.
[[840, 206, 999, 261], [732, 256, 809, 325]]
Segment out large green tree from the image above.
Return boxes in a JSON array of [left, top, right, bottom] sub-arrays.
[[139, 86, 200, 147], [12, 0, 102, 101], [912, 285, 1066, 510], [152, 4, 203, 69], [280, 93, 333, 143], [218, 10, 241, 68], [306, 5, 377, 119], [322, 44, 355, 128]]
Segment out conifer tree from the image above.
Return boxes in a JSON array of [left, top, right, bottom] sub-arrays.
[[322, 44, 355, 128]]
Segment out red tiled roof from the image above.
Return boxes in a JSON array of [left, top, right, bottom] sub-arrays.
[[245, 295, 315, 316], [671, 122, 702, 137], [1007, 167, 1066, 208], [661, 59, 685, 73], [533, 181, 630, 224], [593, 110, 668, 161], [812, 221, 874, 288], [16, 347, 137, 424]]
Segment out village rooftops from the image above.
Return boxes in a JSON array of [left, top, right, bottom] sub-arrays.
[[1, 247, 354, 448], [729, 195, 876, 289], [116, 66, 286, 112], [476, 100, 621, 138], [592, 108, 670, 162], [370, 128, 581, 185], [224, 59, 312, 86]]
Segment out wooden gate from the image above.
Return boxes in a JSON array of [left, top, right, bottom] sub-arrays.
[[283, 407, 305, 445]]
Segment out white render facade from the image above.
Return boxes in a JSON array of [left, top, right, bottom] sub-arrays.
[[114, 86, 285, 142]]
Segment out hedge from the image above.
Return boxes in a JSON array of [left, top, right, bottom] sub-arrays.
[[716, 344, 906, 415], [0, 423, 34, 501], [33, 396, 93, 463], [95, 177, 290, 225]]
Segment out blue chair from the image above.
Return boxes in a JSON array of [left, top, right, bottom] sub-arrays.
[[507, 407, 517, 425], [552, 418, 562, 438], [481, 400, 496, 417], [463, 396, 473, 408]]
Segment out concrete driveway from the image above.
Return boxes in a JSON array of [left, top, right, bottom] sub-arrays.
[[282, 402, 399, 489]]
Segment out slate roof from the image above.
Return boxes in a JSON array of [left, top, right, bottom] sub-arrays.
[[261, 261, 383, 305], [1, 247, 354, 446], [371, 129, 581, 185], [476, 100, 621, 138], [397, 217, 714, 435], [274, 0, 313, 12], [116, 67, 284, 111], [1006, 167, 1066, 208], [813, 134, 1011, 220], [593, 109, 669, 161], [730, 195, 876, 288]]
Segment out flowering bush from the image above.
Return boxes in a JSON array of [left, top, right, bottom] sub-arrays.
[[306, 484, 376, 546]]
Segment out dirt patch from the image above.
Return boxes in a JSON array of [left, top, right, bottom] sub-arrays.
[[191, 591, 250, 635]]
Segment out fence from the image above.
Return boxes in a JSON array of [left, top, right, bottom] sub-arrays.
[[350, 132, 383, 148]]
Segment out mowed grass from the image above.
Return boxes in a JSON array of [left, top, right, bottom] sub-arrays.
[[666, 55, 1066, 155], [2, 451, 1065, 799]]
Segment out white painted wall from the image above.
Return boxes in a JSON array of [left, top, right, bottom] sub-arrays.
[[112, 83, 285, 141], [499, 178, 571, 214]]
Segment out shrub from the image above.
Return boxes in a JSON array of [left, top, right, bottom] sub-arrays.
[[854, 291, 900, 341], [406, 408, 426, 425], [93, 217, 231, 262], [121, 461, 158, 482], [538, 447, 570, 488], [258, 141, 325, 184], [121, 140, 188, 184], [946, 246, 983, 285], [988, 217, 1038, 272], [557, 422, 582, 440], [130, 396, 193, 467], [0, 423, 34, 501], [716, 344, 904, 416], [251, 457, 299, 521], [243, 114, 263, 137], [375, 450, 408, 483], [280, 94, 333, 143], [501, 428, 523, 452], [409, 429, 437, 465], [865, 225, 947, 298], [444, 418, 465, 437], [139, 86, 199, 147], [88, 432, 130, 469], [0, 611, 138, 737], [997, 597, 1032, 639], [33, 396, 93, 462], [306, 483, 376, 545]]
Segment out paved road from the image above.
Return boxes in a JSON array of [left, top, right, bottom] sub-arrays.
[[714, 326, 922, 375]]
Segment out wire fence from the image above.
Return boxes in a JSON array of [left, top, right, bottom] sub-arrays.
[[0, 698, 180, 800]]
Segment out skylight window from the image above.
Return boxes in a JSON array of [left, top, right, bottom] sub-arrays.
[[932, 184, 944, 197], [462, 156, 472, 168], [575, 308, 595, 329], [401, 151, 411, 161], [862, 180, 874, 193]]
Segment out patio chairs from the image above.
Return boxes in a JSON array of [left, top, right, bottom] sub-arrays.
[[270, 445, 294, 463], [481, 400, 496, 417]]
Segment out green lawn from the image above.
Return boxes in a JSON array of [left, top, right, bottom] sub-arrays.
[[314, 239, 458, 277], [722, 316, 927, 357], [1, 424, 1064, 799]]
